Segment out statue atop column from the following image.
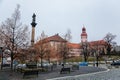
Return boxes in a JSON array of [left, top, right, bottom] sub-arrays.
[[31, 13, 37, 27]]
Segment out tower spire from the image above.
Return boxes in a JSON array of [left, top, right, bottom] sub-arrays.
[[81, 25, 87, 42]]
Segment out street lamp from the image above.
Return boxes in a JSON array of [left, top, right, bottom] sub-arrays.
[[96, 52, 99, 67]]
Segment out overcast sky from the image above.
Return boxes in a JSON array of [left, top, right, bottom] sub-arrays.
[[0, 0, 120, 45]]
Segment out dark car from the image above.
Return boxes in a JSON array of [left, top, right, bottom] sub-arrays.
[[111, 60, 120, 66]]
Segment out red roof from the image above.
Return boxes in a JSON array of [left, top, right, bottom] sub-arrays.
[[67, 43, 81, 49], [36, 34, 67, 45], [89, 40, 107, 46], [45, 34, 67, 42]]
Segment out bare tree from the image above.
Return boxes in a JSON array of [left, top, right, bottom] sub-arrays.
[[104, 33, 116, 56], [82, 42, 89, 62], [64, 29, 72, 42], [34, 31, 48, 68], [0, 4, 30, 70], [92, 41, 101, 67], [59, 29, 72, 64]]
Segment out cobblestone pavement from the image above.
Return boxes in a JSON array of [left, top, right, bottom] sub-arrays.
[[48, 68, 120, 80], [0, 69, 10, 80], [0, 66, 107, 80], [2, 64, 120, 80]]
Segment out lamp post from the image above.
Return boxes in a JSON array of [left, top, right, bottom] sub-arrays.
[[95, 50, 99, 67]]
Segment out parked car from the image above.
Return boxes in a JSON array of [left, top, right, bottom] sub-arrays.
[[37, 62, 53, 67], [111, 60, 120, 66], [15, 64, 26, 69]]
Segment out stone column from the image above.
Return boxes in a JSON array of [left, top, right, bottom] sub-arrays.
[[31, 13, 37, 47]]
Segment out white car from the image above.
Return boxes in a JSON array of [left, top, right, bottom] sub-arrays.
[[15, 64, 26, 69], [37, 63, 53, 67]]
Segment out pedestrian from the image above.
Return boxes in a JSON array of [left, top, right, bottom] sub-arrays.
[[62, 63, 64, 68], [13, 58, 19, 71], [112, 59, 115, 63]]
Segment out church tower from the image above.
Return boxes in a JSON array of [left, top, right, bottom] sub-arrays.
[[81, 26, 87, 43], [31, 13, 37, 47]]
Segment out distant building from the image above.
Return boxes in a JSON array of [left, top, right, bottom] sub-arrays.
[[35, 27, 108, 61], [89, 40, 107, 55], [35, 33, 67, 50], [43, 34, 67, 50], [67, 43, 82, 57], [35, 34, 67, 61]]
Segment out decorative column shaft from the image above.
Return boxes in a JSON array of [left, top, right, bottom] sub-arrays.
[[31, 13, 37, 47]]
